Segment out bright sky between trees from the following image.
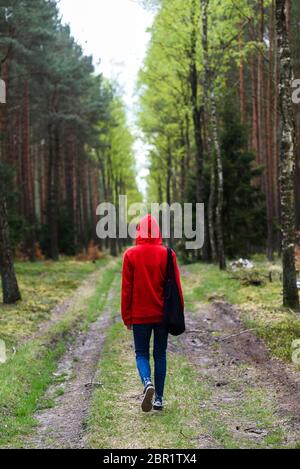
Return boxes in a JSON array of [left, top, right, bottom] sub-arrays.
[[58, 0, 154, 195]]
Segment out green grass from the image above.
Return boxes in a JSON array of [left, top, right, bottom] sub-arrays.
[[1, 254, 298, 448], [85, 259, 294, 449], [182, 259, 281, 307], [0, 260, 119, 448], [196, 386, 285, 449], [87, 273, 207, 449], [182, 259, 300, 363], [87, 322, 209, 449], [87, 321, 286, 449], [0, 257, 109, 347], [183, 263, 242, 306]]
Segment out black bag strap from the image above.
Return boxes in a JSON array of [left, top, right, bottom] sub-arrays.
[[166, 247, 175, 280]]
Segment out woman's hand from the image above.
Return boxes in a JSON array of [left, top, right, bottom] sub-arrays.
[[126, 325, 132, 331]]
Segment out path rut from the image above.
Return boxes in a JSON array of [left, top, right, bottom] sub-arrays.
[[23, 273, 300, 449], [25, 282, 117, 449], [175, 302, 300, 448], [19, 260, 116, 348]]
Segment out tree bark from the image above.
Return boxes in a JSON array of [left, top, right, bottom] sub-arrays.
[[211, 95, 226, 270], [257, 0, 265, 189], [65, 131, 76, 249], [201, 0, 225, 269], [201, 0, 216, 263], [276, 0, 299, 308], [273, 5, 281, 253], [266, 1, 278, 258], [208, 143, 217, 263], [0, 72, 21, 303], [47, 123, 59, 260], [0, 193, 22, 303], [22, 80, 36, 261], [266, 27, 274, 259], [239, 26, 246, 125], [251, 56, 260, 171], [190, 0, 204, 203]]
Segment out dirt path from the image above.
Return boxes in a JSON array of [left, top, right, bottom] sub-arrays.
[[19, 260, 116, 348], [25, 280, 118, 449], [176, 302, 300, 447], [22, 269, 300, 449]]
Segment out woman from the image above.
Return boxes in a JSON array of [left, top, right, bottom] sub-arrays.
[[121, 214, 184, 413]]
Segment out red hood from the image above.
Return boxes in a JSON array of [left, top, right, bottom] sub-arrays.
[[136, 215, 162, 245]]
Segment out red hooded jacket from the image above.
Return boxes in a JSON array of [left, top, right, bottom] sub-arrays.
[[121, 215, 184, 326]]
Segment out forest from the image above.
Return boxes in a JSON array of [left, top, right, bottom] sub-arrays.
[[1, 0, 300, 452], [0, 0, 140, 302], [139, 0, 300, 302]]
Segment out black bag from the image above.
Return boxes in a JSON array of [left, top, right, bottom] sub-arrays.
[[163, 247, 185, 336]]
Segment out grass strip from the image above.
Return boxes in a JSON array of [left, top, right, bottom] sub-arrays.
[[0, 261, 119, 448]]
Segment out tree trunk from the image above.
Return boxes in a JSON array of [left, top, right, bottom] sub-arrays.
[[239, 26, 246, 125], [201, 0, 216, 263], [201, 0, 225, 269], [273, 6, 281, 253], [166, 145, 172, 207], [47, 124, 59, 261], [185, 112, 191, 176], [286, 0, 291, 39], [180, 121, 186, 203], [190, 0, 204, 203], [208, 144, 217, 263], [65, 131, 76, 250], [22, 80, 36, 261], [275, 0, 299, 308], [0, 84, 21, 304], [0, 194, 22, 304], [251, 57, 260, 171], [292, 0, 300, 231], [81, 156, 89, 249], [257, 0, 265, 190], [211, 95, 226, 270], [266, 1, 277, 259]]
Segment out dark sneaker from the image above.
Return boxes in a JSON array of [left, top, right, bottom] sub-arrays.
[[141, 383, 155, 413], [153, 398, 163, 411]]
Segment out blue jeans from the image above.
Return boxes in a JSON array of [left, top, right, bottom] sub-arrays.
[[133, 324, 169, 400]]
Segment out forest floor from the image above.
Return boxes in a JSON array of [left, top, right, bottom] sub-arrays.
[[1, 256, 300, 448]]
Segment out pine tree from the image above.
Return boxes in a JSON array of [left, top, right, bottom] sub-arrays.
[[275, 0, 299, 309], [0, 0, 141, 269], [0, 7, 21, 303], [221, 99, 266, 258], [0, 163, 21, 303]]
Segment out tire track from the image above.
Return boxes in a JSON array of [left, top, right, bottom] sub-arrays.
[[175, 302, 300, 448], [24, 277, 119, 449]]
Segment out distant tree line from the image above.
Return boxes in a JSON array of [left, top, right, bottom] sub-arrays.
[[0, 0, 140, 303]]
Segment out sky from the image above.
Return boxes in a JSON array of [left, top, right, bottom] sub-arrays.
[[58, 0, 155, 195]]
